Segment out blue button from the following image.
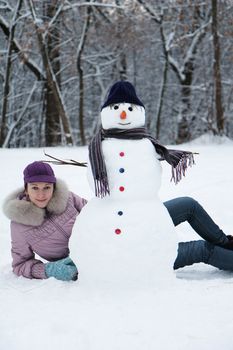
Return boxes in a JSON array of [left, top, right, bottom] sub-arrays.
[[118, 211, 123, 216], [119, 168, 125, 173]]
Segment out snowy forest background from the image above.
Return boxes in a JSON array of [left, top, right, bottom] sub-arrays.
[[0, 0, 233, 148]]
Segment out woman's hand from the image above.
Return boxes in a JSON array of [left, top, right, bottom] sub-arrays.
[[45, 257, 78, 281]]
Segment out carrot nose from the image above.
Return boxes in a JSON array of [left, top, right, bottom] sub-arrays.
[[120, 111, 127, 119]]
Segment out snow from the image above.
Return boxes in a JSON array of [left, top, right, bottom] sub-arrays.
[[1, 136, 233, 350]]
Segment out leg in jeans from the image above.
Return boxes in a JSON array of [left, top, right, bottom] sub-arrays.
[[174, 240, 233, 271], [208, 244, 233, 271], [163, 197, 228, 246]]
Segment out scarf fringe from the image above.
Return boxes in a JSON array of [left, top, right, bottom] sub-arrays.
[[171, 153, 195, 184], [94, 177, 110, 198]]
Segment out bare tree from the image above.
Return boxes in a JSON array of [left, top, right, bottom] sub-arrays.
[[76, 3, 92, 146], [43, 0, 62, 145], [27, 0, 73, 145], [211, 0, 224, 135], [0, 0, 23, 146], [135, 1, 210, 143], [2, 81, 37, 147], [0, 14, 45, 80]]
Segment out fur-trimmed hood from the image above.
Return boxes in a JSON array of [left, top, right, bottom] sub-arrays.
[[3, 179, 69, 226]]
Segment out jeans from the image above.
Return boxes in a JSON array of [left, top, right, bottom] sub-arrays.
[[164, 197, 233, 271], [163, 197, 228, 246]]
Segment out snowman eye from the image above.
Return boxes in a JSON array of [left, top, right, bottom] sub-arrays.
[[128, 106, 133, 112], [114, 105, 119, 110]]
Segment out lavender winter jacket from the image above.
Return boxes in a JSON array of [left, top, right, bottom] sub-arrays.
[[3, 180, 87, 280]]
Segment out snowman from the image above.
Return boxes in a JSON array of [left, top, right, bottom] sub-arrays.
[[71, 81, 195, 290]]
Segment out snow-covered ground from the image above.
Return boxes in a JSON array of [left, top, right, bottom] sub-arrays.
[[1, 135, 233, 350]]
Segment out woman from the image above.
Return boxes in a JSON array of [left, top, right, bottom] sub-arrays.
[[3, 161, 87, 281]]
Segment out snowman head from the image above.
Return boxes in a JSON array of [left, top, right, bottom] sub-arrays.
[[101, 81, 145, 130]]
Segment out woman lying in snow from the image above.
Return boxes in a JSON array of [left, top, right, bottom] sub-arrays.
[[2, 161, 233, 281], [3, 161, 87, 281]]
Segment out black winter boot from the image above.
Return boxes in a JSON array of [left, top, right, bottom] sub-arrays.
[[173, 240, 213, 270], [222, 235, 233, 251]]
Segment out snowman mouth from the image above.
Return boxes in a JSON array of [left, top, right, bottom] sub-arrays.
[[118, 122, 131, 125]]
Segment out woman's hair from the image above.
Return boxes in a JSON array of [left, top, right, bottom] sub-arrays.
[[24, 183, 56, 191]]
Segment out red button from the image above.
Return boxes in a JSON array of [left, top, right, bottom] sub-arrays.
[[115, 228, 121, 234], [119, 186, 125, 192], [119, 152, 125, 157]]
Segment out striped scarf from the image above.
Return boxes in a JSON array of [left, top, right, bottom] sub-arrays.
[[89, 128, 195, 198]]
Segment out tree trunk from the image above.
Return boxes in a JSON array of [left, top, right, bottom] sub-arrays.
[[154, 24, 168, 140], [119, 53, 127, 80], [76, 5, 91, 146], [44, 0, 62, 145], [212, 0, 224, 134], [176, 62, 193, 144], [0, 0, 23, 146], [27, 0, 73, 145]]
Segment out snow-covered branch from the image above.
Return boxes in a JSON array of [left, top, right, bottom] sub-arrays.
[[135, 0, 161, 23], [63, 1, 124, 11], [0, 0, 13, 11], [83, 52, 116, 59], [91, 3, 113, 24], [60, 76, 78, 86], [76, 16, 89, 60], [2, 81, 37, 147], [183, 20, 210, 67], [167, 55, 185, 82], [44, 1, 66, 37], [167, 19, 210, 82], [0, 15, 45, 80], [165, 32, 175, 52]]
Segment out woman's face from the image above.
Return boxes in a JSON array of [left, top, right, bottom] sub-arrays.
[[26, 182, 54, 208]]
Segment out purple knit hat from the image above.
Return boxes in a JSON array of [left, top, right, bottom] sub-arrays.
[[23, 161, 56, 184]]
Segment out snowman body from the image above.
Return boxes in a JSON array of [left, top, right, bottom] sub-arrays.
[[102, 138, 161, 200], [71, 102, 177, 288]]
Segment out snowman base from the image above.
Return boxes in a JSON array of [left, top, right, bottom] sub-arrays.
[[70, 197, 178, 290]]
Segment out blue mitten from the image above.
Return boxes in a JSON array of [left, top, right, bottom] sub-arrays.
[[45, 257, 78, 281]]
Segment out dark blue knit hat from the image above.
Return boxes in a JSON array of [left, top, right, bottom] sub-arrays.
[[101, 81, 145, 110]]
